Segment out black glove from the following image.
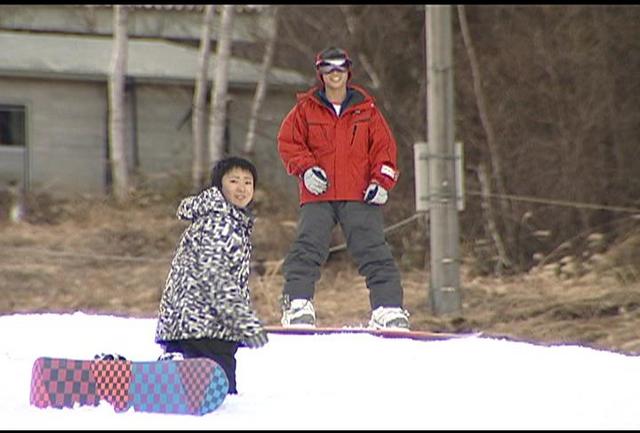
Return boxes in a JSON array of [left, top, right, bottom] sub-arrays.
[[244, 330, 269, 349]]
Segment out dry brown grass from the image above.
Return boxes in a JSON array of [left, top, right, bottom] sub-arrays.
[[3, 192, 640, 356]]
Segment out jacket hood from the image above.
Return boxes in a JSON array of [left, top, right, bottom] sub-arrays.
[[176, 186, 254, 227]]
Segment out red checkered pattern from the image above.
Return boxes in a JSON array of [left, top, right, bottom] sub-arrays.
[[90, 360, 132, 412], [29, 358, 99, 409], [30, 358, 50, 408], [31, 357, 228, 415], [177, 358, 216, 411]]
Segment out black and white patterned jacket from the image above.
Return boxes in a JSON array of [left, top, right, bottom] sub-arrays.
[[155, 186, 264, 344]]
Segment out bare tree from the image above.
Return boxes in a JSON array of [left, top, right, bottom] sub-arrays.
[[457, 4, 515, 269], [271, 6, 640, 273], [7, 180, 25, 223], [244, 5, 279, 155], [339, 6, 381, 90], [108, 4, 131, 203], [208, 4, 234, 169], [192, 4, 215, 192], [477, 163, 510, 275]]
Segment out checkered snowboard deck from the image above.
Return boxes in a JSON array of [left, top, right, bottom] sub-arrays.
[[30, 357, 228, 415]]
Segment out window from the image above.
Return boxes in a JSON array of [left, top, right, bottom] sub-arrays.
[[0, 105, 26, 147]]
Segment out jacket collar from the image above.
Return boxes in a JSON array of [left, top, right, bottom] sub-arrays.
[[197, 186, 255, 228], [297, 84, 374, 114]]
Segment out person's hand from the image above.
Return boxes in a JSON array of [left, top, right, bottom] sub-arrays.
[[363, 183, 388, 205], [303, 166, 329, 195], [244, 330, 269, 349]]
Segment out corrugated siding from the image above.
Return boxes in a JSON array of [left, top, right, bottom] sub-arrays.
[[134, 82, 299, 208], [135, 84, 193, 180], [0, 78, 106, 194]]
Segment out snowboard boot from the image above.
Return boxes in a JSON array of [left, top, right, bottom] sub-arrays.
[[368, 306, 410, 330], [281, 297, 316, 327]]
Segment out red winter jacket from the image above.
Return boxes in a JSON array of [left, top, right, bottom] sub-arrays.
[[277, 84, 399, 205]]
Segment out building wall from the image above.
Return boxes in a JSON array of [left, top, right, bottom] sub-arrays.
[[134, 83, 193, 186], [0, 77, 106, 195], [133, 82, 300, 207], [0, 76, 303, 205]]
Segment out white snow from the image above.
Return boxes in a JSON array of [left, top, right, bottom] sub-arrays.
[[1, 312, 639, 429]]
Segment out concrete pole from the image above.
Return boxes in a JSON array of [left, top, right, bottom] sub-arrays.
[[426, 5, 462, 315]]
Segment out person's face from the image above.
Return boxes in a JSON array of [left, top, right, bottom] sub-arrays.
[[221, 167, 254, 208], [322, 69, 348, 91]]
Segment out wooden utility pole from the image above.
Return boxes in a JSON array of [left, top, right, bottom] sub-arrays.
[[425, 5, 462, 315]]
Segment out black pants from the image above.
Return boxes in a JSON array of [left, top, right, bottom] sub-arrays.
[[162, 337, 240, 394]]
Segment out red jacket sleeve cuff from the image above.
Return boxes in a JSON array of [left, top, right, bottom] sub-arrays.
[[372, 163, 399, 191]]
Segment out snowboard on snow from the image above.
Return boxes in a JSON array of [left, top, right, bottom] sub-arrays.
[[30, 356, 228, 415], [264, 325, 481, 341]]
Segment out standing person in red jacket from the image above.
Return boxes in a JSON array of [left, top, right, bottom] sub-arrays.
[[276, 46, 409, 330]]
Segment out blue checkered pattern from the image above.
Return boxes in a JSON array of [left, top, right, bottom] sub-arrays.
[[31, 357, 228, 415], [129, 361, 190, 414], [200, 367, 228, 414]]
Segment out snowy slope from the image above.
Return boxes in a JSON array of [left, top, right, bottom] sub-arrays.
[[1, 312, 639, 429]]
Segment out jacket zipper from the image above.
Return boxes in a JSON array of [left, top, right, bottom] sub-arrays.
[[350, 125, 358, 147]]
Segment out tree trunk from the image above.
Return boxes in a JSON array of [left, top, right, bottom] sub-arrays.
[[208, 4, 235, 169], [457, 5, 515, 267], [108, 5, 130, 203], [8, 180, 25, 223], [192, 4, 215, 192], [244, 5, 279, 155], [477, 163, 511, 276], [340, 6, 382, 90]]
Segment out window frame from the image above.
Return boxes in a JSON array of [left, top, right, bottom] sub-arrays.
[[0, 102, 29, 191]]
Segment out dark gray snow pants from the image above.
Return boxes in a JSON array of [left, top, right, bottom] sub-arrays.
[[282, 201, 403, 309]]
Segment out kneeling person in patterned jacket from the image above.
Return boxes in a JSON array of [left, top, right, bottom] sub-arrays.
[[155, 156, 268, 394]]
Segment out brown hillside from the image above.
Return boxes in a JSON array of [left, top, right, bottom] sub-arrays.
[[2, 193, 640, 356]]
